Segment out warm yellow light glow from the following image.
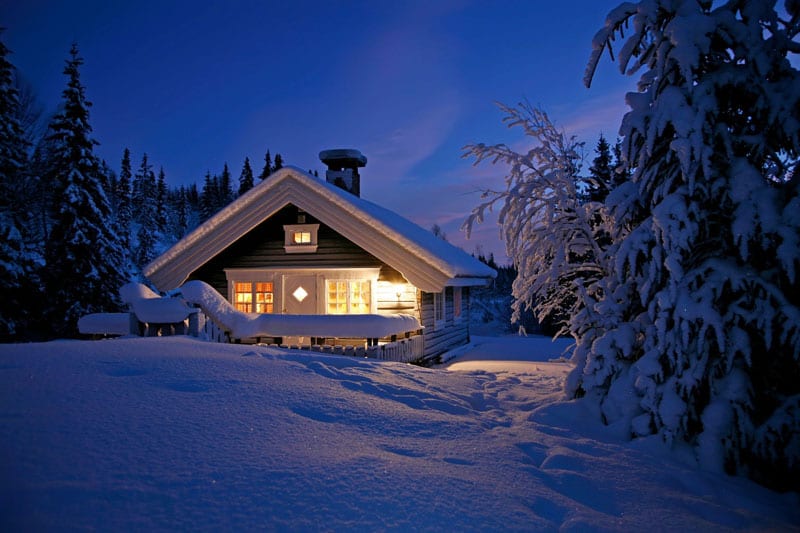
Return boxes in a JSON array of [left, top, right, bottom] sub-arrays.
[[393, 283, 405, 301], [293, 231, 311, 244], [234, 281, 273, 313]]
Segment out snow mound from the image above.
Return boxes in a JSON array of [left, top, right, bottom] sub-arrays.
[[77, 313, 130, 336], [1, 336, 796, 531], [119, 282, 196, 323], [119, 282, 160, 302]]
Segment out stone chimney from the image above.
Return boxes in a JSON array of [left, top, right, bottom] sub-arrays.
[[319, 149, 367, 197]]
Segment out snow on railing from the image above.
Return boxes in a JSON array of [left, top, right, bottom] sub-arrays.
[[197, 310, 230, 343], [181, 280, 425, 363], [367, 335, 425, 362], [119, 282, 198, 336], [180, 280, 420, 339]]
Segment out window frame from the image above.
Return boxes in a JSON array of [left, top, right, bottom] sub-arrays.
[[232, 281, 274, 313], [433, 291, 445, 329], [226, 267, 379, 316], [452, 287, 462, 322], [326, 279, 372, 315], [283, 223, 320, 253]]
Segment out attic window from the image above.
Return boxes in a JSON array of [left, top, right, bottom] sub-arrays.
[[293, 231, 311, 244], [284, 224, 319, 253]]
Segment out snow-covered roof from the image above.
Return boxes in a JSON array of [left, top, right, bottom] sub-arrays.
[[144, 167, 495, 292]]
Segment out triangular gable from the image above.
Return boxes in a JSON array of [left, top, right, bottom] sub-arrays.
[[144, 167, 495, 293]]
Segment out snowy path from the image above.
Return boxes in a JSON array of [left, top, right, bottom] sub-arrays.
[[0, 336, 797, 531]]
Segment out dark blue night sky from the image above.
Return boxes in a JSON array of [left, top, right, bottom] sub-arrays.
[[2, 0, 634, 259]]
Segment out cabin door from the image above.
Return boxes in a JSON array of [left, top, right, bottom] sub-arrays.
[[283, 275, 317, 314]]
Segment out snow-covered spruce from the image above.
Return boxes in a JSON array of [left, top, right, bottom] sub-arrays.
[[575, 0, 800, 490], [40, 44, 126, 338], [0, 32, 43, 339]]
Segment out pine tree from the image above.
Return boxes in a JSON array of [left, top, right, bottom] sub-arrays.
[[43, 43, 125, 337], [132, 153, 156, 225], [185, 182, 199, 213], [273, 153, 284, 172], [0, 30, 40, 340], [102, 159, 117, 209], [156, 166, 167, 233], [238, 156, 254, 196], [134, 222, 156, 268], [258, 150, 272, 181], [586, 134, 613, 203], [0, 213, 36, 339], [174, 186, 189, 238], [576, 0, 800, 490], [0, 31, 29, 218], [219, 162, 233, 206], [131, 153, 157, 269], [611, 138, 629, 188], [23, 144, 46, 243], [583, 134, 617, 250], [200, 171, 215, 221], [115, 148, 132, 250], [13, 73, 45, 151]]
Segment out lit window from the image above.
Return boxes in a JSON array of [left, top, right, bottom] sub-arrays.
[[234, 281, 273, 313], [255, 282, 274, 313], [293, 231, 311, 244], [350, 280, 371, 314], [284, 224, 319, 253], [327, 280, 371, 314], [327, 281, 348, 314], [234, 282, 253, 312]]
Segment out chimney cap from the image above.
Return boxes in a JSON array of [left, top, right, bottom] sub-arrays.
[[319, 149, 367, 168]]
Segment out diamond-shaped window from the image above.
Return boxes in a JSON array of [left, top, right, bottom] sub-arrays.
[[292, 286, 309, 302]]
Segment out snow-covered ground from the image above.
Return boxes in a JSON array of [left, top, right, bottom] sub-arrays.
[[0, 334, 797, 531]]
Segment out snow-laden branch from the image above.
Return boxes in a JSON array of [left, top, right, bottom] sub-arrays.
[[463, 102, 611, 336]]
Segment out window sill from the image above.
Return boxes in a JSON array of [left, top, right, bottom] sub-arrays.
[[284, 245, 318, 254]]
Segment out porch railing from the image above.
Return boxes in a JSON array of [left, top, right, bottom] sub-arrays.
[[193, 306, 424, 363]]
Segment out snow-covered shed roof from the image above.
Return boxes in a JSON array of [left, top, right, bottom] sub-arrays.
[[144, 167, 496, 293]]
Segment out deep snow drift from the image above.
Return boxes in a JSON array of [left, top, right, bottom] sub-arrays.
[[0, 335, 797, 531]]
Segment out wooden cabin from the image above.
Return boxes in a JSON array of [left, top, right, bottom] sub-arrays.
[[143, 149, 496, 363]]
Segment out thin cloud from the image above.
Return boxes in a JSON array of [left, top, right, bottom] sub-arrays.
[[558, 90, 631, 141], [363, 99, 462, 189]]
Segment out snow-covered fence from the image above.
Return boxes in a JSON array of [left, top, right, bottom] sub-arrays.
[[196, 309, 230, 343], [367, 335, 425, 362], [180, 280, 425, 362], [240, 336, 424, 363]]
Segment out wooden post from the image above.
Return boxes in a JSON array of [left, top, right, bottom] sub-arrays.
[[188, 310, 200, 337], [129, 312, 140, 336]]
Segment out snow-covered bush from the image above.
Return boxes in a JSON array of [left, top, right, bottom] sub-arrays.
[[574, 0, 800, 490]]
